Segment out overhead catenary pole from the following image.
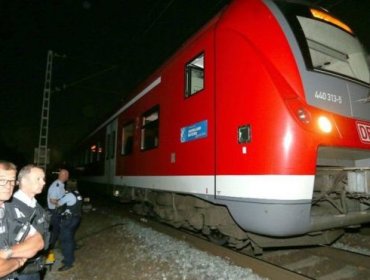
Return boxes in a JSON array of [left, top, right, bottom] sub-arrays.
[[34, 50, 117, 170], [35, 50, 53, 170]]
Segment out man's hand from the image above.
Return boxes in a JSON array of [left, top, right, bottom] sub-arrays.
[[49, 198, 59, 206], [0, 247, 13, 260], [11, 232, 44, 259]]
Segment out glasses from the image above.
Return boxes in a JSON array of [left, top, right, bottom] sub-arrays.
[[0, 180, 17, 186]]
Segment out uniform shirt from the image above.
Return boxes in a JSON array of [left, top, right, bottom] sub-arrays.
[[47, 179, 65, 209], [14, 189, 37, 208], [58, 192, 76, 206]]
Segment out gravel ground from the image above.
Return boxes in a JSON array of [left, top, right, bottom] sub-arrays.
[[43, 206, 267, 280], [332, 230, 370, 256]]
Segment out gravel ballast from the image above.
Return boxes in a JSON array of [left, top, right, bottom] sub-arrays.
[[44, 208, 267, 280]]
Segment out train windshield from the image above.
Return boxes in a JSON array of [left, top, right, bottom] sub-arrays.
[[296, 11, 369, 84], [276, 2, 370, 85]]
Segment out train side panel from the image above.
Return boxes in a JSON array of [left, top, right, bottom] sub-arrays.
[[115, 21, 217, 195], [213, 0, 317, 235]]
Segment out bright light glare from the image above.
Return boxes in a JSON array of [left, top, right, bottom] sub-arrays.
[[318, 116, 332, 133]]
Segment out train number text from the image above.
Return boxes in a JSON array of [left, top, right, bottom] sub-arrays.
[[314, 91, 343, 104]]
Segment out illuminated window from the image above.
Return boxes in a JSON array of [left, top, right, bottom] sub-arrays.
[[121, 122, 134, 155], [185, 53, 204, 97], [141, 106, 159, 150]]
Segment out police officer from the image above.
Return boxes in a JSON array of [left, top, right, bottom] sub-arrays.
[[6, 165, 50, 280], [47, 169, 68, 249], [57, 180, 82, 271], [0, 161, 43, 280]]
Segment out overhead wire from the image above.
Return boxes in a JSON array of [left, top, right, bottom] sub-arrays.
[[53, 65, 118, 93], [53, 0, 176, 94]]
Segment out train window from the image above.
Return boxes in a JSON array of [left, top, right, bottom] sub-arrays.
[[141, 106, 159, 150], [89, 146, 94, 163], [90, 144, 97, 162], [84, 149, 89, 164], [297, 15, 369, 83], [110, 131, 116, 159], [96, 142, 103, 161], [105, 134, 110, 160], [276, 2, 369, 84], [89, 143, 103, 162], [185, 53, 204, 97], [106, 131, 116, 159], [121, 122, 134, 155]]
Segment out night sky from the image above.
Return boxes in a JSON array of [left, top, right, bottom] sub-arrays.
[[1, 0, 369, 169]]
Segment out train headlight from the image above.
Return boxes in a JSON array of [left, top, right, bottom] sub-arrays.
[[318, 116, 332, 133]]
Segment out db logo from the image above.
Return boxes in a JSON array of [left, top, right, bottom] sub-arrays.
[[357, 122, 370, 144]]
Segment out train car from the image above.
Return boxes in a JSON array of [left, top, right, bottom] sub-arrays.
[[72, 0, 370, 253]]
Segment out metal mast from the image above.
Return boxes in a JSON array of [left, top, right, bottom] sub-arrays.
[[36, 50, 53, 170]]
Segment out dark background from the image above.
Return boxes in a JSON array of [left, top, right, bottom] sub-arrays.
[[1, 0, 369, 169]]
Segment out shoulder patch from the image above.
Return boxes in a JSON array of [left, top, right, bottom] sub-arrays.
[[15, 208, 26, 219]]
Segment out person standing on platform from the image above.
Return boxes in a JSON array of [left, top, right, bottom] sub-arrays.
[[6, 164, 50, 280], [0, 161, 44, 279], [57, 180, 82, 272], [47, 169, 68, 249]]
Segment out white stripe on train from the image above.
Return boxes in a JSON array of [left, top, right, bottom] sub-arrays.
[[84, 174, 314, 201]]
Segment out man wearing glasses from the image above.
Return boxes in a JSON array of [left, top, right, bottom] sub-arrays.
[[0, 161, 44, 279]]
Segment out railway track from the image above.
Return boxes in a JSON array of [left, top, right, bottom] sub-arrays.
[[262, 245, 370, 279], [142, 216, 370, 279], [87, 198, 370, 279], [129, 211, 370, 280]]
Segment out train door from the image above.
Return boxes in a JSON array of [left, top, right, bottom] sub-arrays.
[[214, 23, 252, 200], [182, 46, 216, 196], [105, 120, 117, 185]]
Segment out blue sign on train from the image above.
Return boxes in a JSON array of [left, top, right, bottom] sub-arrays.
[[181, 120, 208, 143]]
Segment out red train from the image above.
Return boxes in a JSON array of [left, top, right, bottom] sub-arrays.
[[73, 0, 370, 252]]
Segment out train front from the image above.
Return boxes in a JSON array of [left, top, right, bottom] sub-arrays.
[[282, 3, 370, 231], [215, 0, 370, 239], [274, 2, 370, 234]]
